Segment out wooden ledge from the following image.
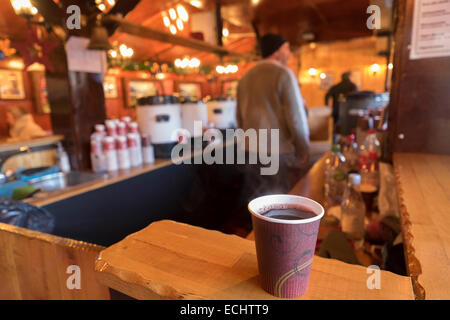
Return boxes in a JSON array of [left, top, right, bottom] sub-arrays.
[[94, 220, 414, 300]]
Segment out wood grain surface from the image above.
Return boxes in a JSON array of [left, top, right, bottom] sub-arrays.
[[95, 220, 414, 300], [393, 153, 450, 300]]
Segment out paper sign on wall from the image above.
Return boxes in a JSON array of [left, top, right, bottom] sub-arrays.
[[410, 0, 450, 60], [65, 36, 107, 74]]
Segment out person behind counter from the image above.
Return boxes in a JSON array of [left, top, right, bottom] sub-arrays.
[[325, 71, 357, 126], [6, 106, 47, 142]]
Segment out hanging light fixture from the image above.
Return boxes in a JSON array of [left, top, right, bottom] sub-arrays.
[[176, 5, 189, 22], [107, 42, 133, 66], [88, 15, 112, 51], [163, 5, 189, 33], [95, 0, 116, 14], [10, 0, 38, 19]]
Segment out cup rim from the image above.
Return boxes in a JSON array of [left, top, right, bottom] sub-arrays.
[[248, 194, 324, 225]]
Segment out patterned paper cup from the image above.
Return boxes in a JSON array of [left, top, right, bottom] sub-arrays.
[[248, 194, 324, 298]]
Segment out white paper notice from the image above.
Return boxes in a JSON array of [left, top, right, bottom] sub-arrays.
[[410, 0, 450, 60], [65, 36, 107, 74]]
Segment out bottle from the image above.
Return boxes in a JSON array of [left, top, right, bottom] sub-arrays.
[[341, 173, 366, 240], [128, 122, 143, 165], [57, 143, 71, 173], [342, 134, 358, 172], [116, 135, 131, 170], [127, 133, 143, 167], [142, 136, 155, 164], [324, 144, 348, 209], [103, 136, 118, 172], [90, 139, 107, 173], [117, 121, 127, 137], [358, 129, 381, 189], [105, 120, 117, 137], [90, 124, 107, 173], [121, 116, 131, 124]]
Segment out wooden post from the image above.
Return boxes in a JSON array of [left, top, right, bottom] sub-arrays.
[[46, 41, 107, 171]]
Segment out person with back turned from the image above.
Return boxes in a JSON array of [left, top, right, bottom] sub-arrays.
[[236, 33, 310, 200], [325, 71, 357, 126]]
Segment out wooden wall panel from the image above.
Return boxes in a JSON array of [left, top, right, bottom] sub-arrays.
[[388, 0, 450, 155]]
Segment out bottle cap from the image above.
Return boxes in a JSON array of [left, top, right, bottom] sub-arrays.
[[331, 144, 340, 153], [349, 173, 361, 186], [347, 134, 355, 142], [95, 124, 105, 132]]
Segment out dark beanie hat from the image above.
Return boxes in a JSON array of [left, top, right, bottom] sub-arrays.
[[260, 34, 287, 58]]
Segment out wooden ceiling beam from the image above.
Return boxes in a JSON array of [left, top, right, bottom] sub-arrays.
[[104, 14, 254, 60]]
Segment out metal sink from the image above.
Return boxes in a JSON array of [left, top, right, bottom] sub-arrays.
[[27, 171, 105, 192]]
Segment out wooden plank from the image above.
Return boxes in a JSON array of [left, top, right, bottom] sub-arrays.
[[394, 153, 450, 300], [104, 15, 252, 59], [0, 222, 110, 299], [95, 220, 414, 300]]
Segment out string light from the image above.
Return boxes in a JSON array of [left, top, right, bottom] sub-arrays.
[[175, 57, 201, 69], [216, 64, 238, 74]]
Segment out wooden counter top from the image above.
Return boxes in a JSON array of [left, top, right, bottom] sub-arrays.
[[28, 158, 178, 207], [393, 153, 450, 300], [94, 220, 414, 300], [0, 135, 64, 153], [29, 139, 237, 207]]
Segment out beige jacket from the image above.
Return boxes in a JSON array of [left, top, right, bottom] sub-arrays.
[[8, 114, 46, 141], [236, 60, 310, 160]]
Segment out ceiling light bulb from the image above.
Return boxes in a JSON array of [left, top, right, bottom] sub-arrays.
[[320, 73, 326, 79], [31, 6, 38, 15], [190, 0, 202, 8], [216, 65, 224, 74], [163, 16, 170, 27], [169, 25, 177, 34], [175, 59, 181, 68], [191, 58, 200, 68], [308, 68, 317, 76], [119, 44, 128, 56], [176, 5, 188, 22], [169, 8, 177, 20], [98, 3, 106, 11], [370, 64, 380, 73], [222, 28, 229, 37], [107, 0, 115, 5], [176, 19, 184, 31]]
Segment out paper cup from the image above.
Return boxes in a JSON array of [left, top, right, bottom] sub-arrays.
[[248, 194, 324, 298]]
